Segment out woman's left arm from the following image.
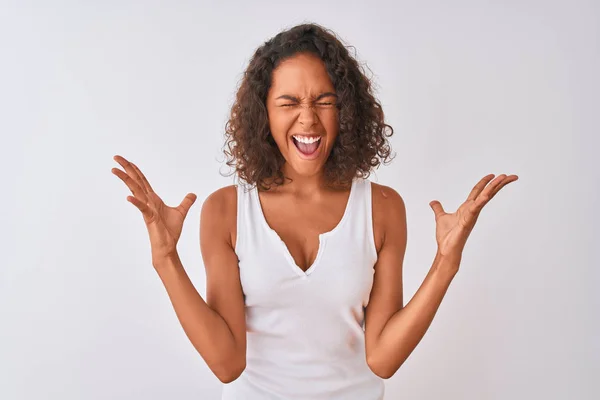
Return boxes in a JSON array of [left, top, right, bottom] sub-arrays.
[[365, 174, 518, 379]]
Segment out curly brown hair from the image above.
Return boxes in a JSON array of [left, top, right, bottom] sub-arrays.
[[223, 23, 394, 190]]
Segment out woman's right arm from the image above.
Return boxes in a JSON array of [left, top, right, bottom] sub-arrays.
[[154, 186, 246, 383]]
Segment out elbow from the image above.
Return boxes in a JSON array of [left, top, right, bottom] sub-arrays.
[[213, 359, 246, 384], [369, 367, 395, 380], [216, 370, 244, 384], [367, 355, 399, 380]]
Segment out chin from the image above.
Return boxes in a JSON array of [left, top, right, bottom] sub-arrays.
[[288, 160, 327, 178]]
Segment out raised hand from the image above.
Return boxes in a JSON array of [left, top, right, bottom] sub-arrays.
[[111, 155, 197, 265], [429, 174, 519, 259]]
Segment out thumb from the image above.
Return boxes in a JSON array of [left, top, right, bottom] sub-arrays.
[[177, 193, 197, 218], [429, 200, 445, 219]]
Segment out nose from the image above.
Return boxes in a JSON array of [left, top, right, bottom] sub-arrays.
[[297, 104, 318, 128]]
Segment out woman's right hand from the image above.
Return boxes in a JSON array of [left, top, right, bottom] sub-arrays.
[[111, 155, 197, 266]]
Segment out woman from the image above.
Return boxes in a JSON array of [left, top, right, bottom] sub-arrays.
[[111, 23, 517, 399]]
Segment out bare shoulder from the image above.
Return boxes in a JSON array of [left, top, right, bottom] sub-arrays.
[[371, 182, 403, 204], [200, 185, 237, 247], [371, 182, 406, 222], [370, 182, 407, 250], [202, 185, 237, 215]]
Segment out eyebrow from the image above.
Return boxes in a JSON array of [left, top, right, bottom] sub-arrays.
[[275, 92, 338, 102]]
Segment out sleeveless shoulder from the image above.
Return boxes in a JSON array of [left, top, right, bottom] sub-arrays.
[[202, 185, 237, 217], [201, 185, 237, 247], [369, 181, 405, 253]]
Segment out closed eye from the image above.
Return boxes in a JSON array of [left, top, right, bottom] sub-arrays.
[[316, 102, 336, 108], [278, 102, 335, 108]]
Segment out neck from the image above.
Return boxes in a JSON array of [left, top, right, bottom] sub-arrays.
[[279, 163, 327, 195]]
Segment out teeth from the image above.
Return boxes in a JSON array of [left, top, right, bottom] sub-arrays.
[[293, 135, 321, 144]]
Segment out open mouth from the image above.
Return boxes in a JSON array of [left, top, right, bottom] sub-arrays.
[[292, 135, 322, 157]]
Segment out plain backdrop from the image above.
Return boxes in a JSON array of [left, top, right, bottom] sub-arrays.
[[1, 0, 598, 399]]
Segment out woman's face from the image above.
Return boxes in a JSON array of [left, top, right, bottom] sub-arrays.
[[266, 52, 339, 179]]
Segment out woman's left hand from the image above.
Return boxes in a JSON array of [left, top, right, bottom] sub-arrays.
[[429, 174, 519, 259]]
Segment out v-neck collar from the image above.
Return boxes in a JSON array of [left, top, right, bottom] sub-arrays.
[[253, 179, 357, 277]]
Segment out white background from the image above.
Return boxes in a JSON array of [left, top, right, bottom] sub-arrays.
[[1, 0, 598, 399]]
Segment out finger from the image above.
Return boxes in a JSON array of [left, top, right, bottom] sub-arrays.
[[467, 174, 495, 201], [489, 174, 519, 197], [113, 155, 148, 195], [112, 167, 148, 202], [471, 176, 502, 211], [474, 173, 509, 200], [471, 174, 518, 212], [176, 193, 197, 218], [429, 200, 446, 219], [131, 162, 155, 193], [470, 194, 489, 213], [475, 174, 505, 201], [127, 195, 153, 218]]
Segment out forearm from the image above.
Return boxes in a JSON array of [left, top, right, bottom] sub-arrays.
[[368, 252, 460, 378], [153, 252, 244, 380]]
